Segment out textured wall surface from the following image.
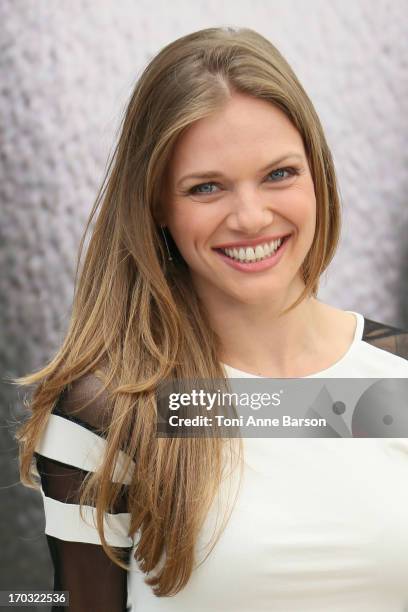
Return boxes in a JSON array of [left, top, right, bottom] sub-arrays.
[[1, 0, 407, 603]]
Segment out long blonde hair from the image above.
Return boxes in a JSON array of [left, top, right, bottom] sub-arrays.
[[11, 26, 341, 596]]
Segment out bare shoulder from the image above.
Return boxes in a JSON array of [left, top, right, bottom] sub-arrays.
[[317, 302, 357, 345]]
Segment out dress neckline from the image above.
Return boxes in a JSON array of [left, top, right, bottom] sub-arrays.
[[221, 311, 364, 379]]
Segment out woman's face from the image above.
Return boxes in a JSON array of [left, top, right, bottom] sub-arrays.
[[160, 92, 317, 307]]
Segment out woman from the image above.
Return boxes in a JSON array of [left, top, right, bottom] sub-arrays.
[[14, 26, 408, 611]]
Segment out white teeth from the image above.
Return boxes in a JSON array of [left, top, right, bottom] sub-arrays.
[[245, 247, 255, 262], [223, 238, 284, 263], [255, 245, 264, 259]]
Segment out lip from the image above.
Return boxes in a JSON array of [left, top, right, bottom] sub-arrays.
[[214, 234, 291, 273], [212, 232, 292, 250]]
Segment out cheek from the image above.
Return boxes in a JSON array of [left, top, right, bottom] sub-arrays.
[[167, 203, 190, 237], [277, 186, 316, 257], [287, 185, 316, 229], [166, 205, 206, 260], [169, 202, 215, 244], [299, 197, 317, 229]]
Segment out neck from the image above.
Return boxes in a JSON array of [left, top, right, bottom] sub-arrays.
[[196, 280, 329, 377]]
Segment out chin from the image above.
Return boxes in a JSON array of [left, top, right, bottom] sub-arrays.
[[230, 286, 288, 305]]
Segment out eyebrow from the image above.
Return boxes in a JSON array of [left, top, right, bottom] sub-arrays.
[[176, 152, 304, 187]]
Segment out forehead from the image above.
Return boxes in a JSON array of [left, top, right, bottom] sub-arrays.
[[167, 94, 305, 179]]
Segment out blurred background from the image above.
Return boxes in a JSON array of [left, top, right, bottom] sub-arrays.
[[1, 0, 407, 606]]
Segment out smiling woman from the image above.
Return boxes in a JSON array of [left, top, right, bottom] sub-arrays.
[[159, 97, 317, 300], [12, 25, 408, 612]]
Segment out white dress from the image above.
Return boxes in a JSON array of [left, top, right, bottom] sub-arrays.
[[35, 311, 408, 611]]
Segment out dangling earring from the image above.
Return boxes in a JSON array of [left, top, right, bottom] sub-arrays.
[[160, 225, 173, 262]]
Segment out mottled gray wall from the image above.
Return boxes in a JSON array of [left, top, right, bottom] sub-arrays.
[[1, 0, 407, 604]]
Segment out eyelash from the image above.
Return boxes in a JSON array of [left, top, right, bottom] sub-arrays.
[[185, 166, 301, 196]]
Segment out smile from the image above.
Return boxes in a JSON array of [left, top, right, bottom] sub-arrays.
[[219, 237, 284, 263], [213, 234, 292, 273]]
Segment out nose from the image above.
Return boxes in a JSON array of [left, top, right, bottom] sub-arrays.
[[227, 190, 275, 234]]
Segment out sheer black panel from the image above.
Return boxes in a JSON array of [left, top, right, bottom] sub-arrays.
[[36, 372, 134, 611], [362, 318, 408, 359]]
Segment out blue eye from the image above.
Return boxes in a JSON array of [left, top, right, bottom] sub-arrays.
[[187, 166, 299, 196], [268, 168, 299, 182], [190, 183, 217, 195]]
